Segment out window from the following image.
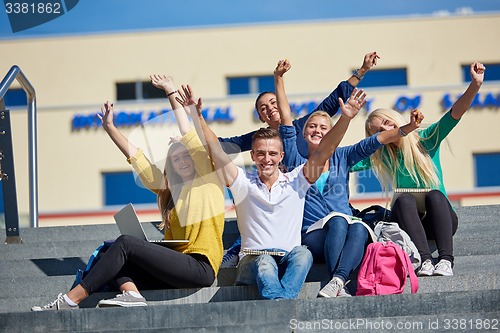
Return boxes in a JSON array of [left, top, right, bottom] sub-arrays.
[[357, 68, 408, 88], [102, 171, 156, 206], [116, 81, 167, 101], [103, 171, 236, 207], [116, 82, 137, 101], [474, 152, 500, 187], [463, 63, 500, 82], [142, 82, 166, 99], [227, 75, 274, 95], [355, 168, 382, 194], [3, 88, 27, 107]]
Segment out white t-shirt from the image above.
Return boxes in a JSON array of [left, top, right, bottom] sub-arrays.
[[229, 164, 311, 254]]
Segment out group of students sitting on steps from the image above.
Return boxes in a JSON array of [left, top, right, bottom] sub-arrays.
[[32, 53, 486, 311]]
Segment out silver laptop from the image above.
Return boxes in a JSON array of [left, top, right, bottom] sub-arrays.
[[113, 203, 189, 248]]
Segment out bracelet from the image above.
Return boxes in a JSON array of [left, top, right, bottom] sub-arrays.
[[399, 127, 408, 137], [353, 69, 364, 81], [167, 90, 177, 97]]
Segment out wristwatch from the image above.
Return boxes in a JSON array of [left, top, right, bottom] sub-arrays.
[[353, 69, 364, 81]]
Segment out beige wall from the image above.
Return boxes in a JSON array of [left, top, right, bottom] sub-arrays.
[[1, 14, 500, 226]]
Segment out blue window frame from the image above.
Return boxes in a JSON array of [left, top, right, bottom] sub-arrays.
[[463, 63, 500, 82], [355, 168, 382, 193], [358, 68, 407, 88], [103, 171, 156, 206], [227, 75, 274, 95], [257, 76, 274, 92], [3, 88, 27, 108], [103, 171, 235, 207], [474, 152, 500, 187], [228, 77, 251, 95]]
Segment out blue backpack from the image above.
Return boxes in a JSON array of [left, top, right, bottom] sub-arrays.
[[71, 240, 117, 291]]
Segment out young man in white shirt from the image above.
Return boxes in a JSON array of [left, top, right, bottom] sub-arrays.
[[177, 84, 366, 299]]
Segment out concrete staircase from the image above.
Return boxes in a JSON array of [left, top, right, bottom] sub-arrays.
[[0, 205, 499, 332]]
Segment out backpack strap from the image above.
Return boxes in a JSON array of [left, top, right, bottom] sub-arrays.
[[391, 242, 419, 294]]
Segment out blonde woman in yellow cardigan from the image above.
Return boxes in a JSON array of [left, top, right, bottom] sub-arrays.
[[32, 76, 225, 311]]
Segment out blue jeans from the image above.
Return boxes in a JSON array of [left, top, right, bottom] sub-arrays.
[[302, 216, 368, 283], [235, 245, 313, 299]]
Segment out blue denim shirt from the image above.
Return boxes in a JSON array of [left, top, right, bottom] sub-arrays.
[[279, 125, 384, 234], [219, 81, 354, 157]]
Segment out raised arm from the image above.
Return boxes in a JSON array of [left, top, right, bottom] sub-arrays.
[[348, 52, 380, 87], [304, 89, 366, 182], [274, 59, 293, 126], [97, 101, 138, 159], [377, 109, 424, 144], [150, 74, 192, 135], [176, 85, 238, 186], [450, 62, 485, 120]]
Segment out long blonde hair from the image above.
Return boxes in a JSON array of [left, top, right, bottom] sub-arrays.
[[365, 108, 440, 193], [156, 141, 187, 230]]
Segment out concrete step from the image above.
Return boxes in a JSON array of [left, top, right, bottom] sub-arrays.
[[4, 219, 240, 248], [0, 289, 499, 333], [1, 251, 498, 280], [2, 206, 496, 247], [292, 312, 500, 333], [1, 233, 498, 260], [0, 251, 498, 291], [2, 271, 499, 313]]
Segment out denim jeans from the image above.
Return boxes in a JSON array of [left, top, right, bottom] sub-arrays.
[[302, 215, 368, 283], [235, 245, 313, 299]]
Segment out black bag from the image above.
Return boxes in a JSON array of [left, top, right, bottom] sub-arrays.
[[354, 205, 391, 230]]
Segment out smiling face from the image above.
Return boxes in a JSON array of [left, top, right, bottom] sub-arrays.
[[255, 92, 281, 126], [303, 114, 332, 148], [169, 144, 195, 182], [250, 138, 284, 180]]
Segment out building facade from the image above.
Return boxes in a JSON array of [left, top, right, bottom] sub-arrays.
[[1, 14, 500, 226]]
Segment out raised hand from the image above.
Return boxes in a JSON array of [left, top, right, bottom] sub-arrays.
[[150, 74, 175, 93], [274, 59, 291, 77], [339, 88, 366, 119], [470, 62, 485, 85], [360, 52, 380, 72], [175, 85, 203, 118], [409, 109, 424, 129], [97, 101, 115, 130]]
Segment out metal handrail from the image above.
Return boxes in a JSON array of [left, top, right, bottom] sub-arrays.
[[0, 65, 38, 228]]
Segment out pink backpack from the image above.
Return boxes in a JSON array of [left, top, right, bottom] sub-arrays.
[[356, 241, 419, 296]]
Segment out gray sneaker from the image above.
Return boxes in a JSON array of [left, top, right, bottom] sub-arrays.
[[97, 291, 147, 308], [318, 277, 344, 298], [31, 293, 79, 311]]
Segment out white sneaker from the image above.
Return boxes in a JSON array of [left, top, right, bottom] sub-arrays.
[[337, 286, 352, 298], [417, 259, 435, 277], [318, 277, 344, 298], [434, 259, 453, 276]]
